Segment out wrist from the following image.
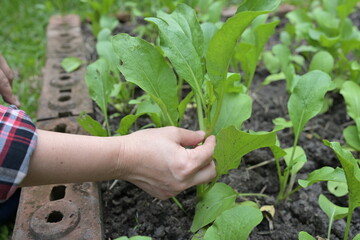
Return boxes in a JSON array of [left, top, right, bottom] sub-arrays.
[[108, 135, 133, 181]]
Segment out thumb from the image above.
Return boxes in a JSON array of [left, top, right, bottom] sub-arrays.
[[176, 128, 205, 147]]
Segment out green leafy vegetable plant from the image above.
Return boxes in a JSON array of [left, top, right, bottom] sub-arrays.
[[109, 0, 281, 238], [79, 8, 136, 136], [324, 141, 360, 240], [340, 81, 360, 152], [82, 0, 117, 36], [298, 140, 360, 240], [272, 70, 333, 202], [232, 14, 279, 90], [319, 194, 349, 240]]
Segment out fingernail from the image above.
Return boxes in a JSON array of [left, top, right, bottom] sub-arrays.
[[196, 131, 205, 138]]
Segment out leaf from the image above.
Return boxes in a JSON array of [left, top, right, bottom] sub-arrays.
[[191, 229, 206, 240], [116, 114, 142, 135], [283, 146, 307, 175], [319, 194, 348, 221], [327, 181, 348, 197], [211, 93, 252, 135], [235, 20, 279, 87], [61, 57, 83, 73], [353, 234, 360, 240], [191, 183, 237, 233], [324, 141, 360, 211], [262, 51, 280, 74], [336, 0, 359, 20], [309, 51, 334, 74], [272, 117, 293, 131], [214, 126, 277, 176], [288, 71, 333, 142], [340, 81, 360, 122], [85, 58, 114, 115], [343, 125, 360, 151], [298, 166, 346, 188], [298, 231, 316, 240], [112, 34, 179, 126], [237, 0, 281, 12], [96, 40, 119, 74], [208, 1, 224, 22], [100, 15, 118, 31], [262, 73, 286, 86], [77, 112, 107, 137], [201, 22, 218, 57], [272, 44, 296, 91], [178, 91, 194, 125], [97, 28, 112, 42], [203, 205, 263, 240], [206, 0, 280, 88], [146, 4, 204, 99]]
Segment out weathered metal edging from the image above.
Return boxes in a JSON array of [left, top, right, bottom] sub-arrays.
[[13, 14, 103, 240]]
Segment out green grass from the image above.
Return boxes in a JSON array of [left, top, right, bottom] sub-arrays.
[[0, 0, 89, 120]]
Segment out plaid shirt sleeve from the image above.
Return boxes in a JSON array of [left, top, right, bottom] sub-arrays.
[[0, 105, 37, 203]]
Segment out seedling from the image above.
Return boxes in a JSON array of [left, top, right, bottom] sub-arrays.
[[324, 141, 360, 240], [319, 194, 349, 240], [272, 70, 333, 202], [340, 81, 360, 152]]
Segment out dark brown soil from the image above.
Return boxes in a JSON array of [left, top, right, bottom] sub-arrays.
[[101, 74, 359, 240], [83, 6, 360, 240]]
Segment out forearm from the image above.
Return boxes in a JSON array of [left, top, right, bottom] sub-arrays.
[[21, 129, 123, 186]]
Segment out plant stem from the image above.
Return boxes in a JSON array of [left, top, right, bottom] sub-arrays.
[[344, 206, 354, 240], [207, 86, 225, 135], [327, 209, 335, 240], [238, 193, 269, 198], [282, 134, 300, 199], [282, 185, 302, 200], [275, 153, 285, 202], [171, 197, 187, 214], [104, 111, 111, 136], [177, 77, 184, 101], [196, 94, 205, 131]]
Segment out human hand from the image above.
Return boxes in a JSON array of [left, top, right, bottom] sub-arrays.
[[0, 55, 20, 107], [117, 127, 216, 200]]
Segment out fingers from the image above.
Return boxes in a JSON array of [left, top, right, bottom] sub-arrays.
[[188, 135, 216, 170], [0, 69, 20, 107], [190, 160, 216, 186], [0, 55, 14, 84], [174, 127, 205, 147]]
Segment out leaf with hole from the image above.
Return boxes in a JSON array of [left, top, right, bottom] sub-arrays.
[[298, 166, 346, 188]]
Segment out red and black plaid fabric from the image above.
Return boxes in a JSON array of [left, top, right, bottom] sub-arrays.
[[0, 105, 37, 202]]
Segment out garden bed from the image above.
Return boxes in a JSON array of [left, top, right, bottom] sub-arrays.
[[100, 77, 359, 240], [80, 4, 360, 240]]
